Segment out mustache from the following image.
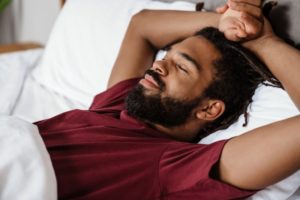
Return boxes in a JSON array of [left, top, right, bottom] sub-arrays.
[[144, 69, 165, 91]]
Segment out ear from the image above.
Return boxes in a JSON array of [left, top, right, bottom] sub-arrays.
[[196, 99, 225, 121]]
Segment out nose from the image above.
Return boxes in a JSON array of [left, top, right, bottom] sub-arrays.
[[152, 60, 168, 76]]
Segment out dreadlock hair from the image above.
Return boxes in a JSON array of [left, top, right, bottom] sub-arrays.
[[193, 27, 282, 141]]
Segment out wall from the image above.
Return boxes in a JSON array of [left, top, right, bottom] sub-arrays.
[[0, 0, 60, 45]]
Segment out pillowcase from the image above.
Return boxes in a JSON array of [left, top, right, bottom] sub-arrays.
[[200, 83, 298, 143], [31, 0, 195, 106]]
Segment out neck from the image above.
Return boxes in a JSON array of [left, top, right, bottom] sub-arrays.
[[152, 119, 205, 142]]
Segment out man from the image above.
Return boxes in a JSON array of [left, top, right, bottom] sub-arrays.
[[35, 0, 300, 199]]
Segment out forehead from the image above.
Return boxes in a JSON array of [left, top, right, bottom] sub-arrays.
[[172, 36, 221, 69]]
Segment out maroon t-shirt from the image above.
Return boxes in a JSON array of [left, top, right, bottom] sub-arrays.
[[36, 78, 254, 200]]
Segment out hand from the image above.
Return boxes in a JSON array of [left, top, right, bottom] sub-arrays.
[[243, 16, 278, 51], [218, 0, 263, 41], [244, 1, 279, 50]]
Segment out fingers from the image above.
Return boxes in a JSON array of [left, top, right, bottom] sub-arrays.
[[236, 29, 247, 39], [218, 0, 264, 41], [228, 0, 262, 19], [240, 12, 262, 37], [232, 22, 247, 41], [216, 4, 229, 14], [224, 28, 246, 42], [220, 18, 247, 41], [224, 30, 240, 42], [220, 13, 262, 41], [232, 18, 246, 35]]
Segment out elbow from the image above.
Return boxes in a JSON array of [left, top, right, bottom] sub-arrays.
[[130, 9, 151, 27], [128, 9, 151, 37], [132, 9, 151, 20]]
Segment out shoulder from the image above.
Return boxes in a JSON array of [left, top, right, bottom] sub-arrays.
[[159, 141, 226, 192], [158, 141, 254, 198], [89, 78, 140, 110]]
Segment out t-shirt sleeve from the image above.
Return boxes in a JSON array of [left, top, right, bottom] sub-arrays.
[[89, 78, 140, 111], [159, 140, 256, 200]]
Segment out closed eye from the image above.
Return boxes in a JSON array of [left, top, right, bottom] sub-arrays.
[[162, 57, 188, 74], [176, 63, 188, 73]]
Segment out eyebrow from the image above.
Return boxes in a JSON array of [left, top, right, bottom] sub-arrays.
[[179, 52, 201, 71], [165, 46, 201, 71]]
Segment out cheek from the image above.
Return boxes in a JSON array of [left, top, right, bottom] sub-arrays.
[[163, 77, 199, 100]]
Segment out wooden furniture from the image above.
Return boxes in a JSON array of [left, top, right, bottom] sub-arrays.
[[0, 42, 43, 54], [60, 0, 66, 7]]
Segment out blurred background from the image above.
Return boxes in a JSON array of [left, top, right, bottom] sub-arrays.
[[0, 0, 60, 45]]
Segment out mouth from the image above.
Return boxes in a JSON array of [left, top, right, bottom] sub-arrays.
[[139, 74, 160, 90]]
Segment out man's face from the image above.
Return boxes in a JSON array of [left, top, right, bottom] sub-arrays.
[[125, 36, 221, 127]]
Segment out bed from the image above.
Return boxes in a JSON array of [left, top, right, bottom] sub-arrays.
[[0, 0, 299, 199]]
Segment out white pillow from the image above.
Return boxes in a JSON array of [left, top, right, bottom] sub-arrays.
[[31, 0, 299, 199], [200, 83, 298, 143], [31, 0, 195, 106]]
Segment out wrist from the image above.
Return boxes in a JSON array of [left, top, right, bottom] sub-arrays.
[[244, 34, 281, 53]]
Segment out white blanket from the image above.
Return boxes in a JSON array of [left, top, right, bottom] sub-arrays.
[[0, 116, 56, 200], [0, 49, 43, 115]]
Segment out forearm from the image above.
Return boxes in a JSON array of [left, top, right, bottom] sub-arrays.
[[246, 36, 300, 110], [220, 115, 300, 190], [219, 36, 300, 190], [108, 10, 220, 88], [133, 10, 220, 49]]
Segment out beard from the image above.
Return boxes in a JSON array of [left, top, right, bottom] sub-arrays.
[[125, 70, 203, 127]]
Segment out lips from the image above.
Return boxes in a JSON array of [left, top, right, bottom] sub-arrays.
[[145, 74, 159, 87], [139, 74, 160, 90]]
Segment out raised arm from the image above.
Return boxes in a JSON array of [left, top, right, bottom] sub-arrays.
[[246, 32, 300, 110], [217, 1, 300, 190], [107, 10, 220, 88]]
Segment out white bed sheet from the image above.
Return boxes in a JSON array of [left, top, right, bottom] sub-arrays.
[[0, 49, 43, 115], [0, 49, 85, 122], [0, 115, 56, 200], [12, 74, 86, 122]]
